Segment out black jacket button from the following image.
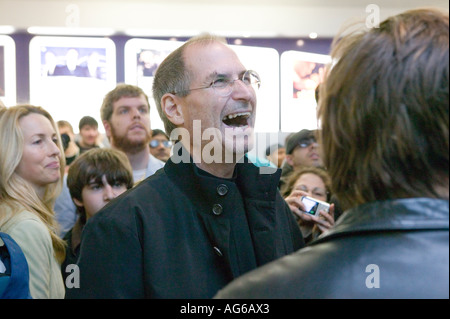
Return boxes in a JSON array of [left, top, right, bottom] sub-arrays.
[[217, 184, 228, 196], [212, 204, 223, 216]]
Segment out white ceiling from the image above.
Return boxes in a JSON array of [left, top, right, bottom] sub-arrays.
[[0, 0, 448, 38], [99, 0, 447, 7]]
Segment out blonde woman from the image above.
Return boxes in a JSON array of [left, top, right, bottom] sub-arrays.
[[0, 105, 66, 298]]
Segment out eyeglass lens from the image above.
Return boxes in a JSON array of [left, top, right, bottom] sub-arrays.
[[217, 70, 260, 97], [298, 138, 317, 148], [150, 140, 172, 148]]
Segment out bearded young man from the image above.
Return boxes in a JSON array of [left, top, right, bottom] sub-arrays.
[[99, 84, 164, 183]]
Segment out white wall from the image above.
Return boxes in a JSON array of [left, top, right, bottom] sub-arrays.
[[1, 0, 448, 38]]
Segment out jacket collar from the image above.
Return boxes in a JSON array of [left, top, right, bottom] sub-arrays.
[[316, 198, 449, 243], [164, 144, 282, 202]]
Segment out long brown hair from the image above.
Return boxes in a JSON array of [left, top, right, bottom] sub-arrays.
[[318, 8, 449, 210], [0, 104, 66, 262]]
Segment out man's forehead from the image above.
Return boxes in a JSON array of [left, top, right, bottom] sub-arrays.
[[185, 41, 244, 75], [81, 124, 98, 130], [152, 135, 168, 140], [113, 95, 148, 107]]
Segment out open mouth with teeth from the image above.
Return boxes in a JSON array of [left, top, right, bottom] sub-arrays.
[[222, 112, 251, 128]]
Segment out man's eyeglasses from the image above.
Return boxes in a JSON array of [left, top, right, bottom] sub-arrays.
[[150, 140, 172, 148], [172, 70, 261, 97], [298, 138, 318, 149]]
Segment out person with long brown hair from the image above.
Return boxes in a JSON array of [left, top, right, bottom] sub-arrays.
[[216, 8, 449, 299], [0, 105, 66, 298]]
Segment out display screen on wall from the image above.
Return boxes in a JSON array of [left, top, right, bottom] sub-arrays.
[[124, 38, 280, 133], [29, 36, 116, 133], [124, 39, 184, 132], [0, 35, 16, 106], [280, 50, 331, 132], [231, 45, 280, 133]]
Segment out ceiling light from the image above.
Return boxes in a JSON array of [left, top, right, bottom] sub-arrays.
[[309, 32, 318, 39], [0, 25, 15, 34], [124, 29, 199, 37]]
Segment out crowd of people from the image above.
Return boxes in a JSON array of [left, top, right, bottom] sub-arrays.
[[0, 8, 448, 299]]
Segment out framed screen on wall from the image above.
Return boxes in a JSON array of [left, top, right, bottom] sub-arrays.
[[124, 38, 184, 132], [0, 35, 16, 107], [29, 36, 116, 133], [280, 50, 331, 133]]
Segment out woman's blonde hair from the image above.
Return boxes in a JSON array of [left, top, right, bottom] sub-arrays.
[[0, 104, 66, 262]]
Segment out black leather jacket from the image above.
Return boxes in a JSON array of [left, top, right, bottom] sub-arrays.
[[215, 198, 449, 299]]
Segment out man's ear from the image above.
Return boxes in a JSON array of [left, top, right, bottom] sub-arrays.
[[285, 154, 294, 166], [102, 120, 112, 139], [161, 93, 184, 126]]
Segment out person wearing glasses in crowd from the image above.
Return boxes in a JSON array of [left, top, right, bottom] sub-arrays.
[[215, 8, 448, 299], [279, 129, 323, 189], [282, 166, 335, 244], [67, 33, 304, 299], [99, 84, 164, 184], [149, 128, 172, 162]]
